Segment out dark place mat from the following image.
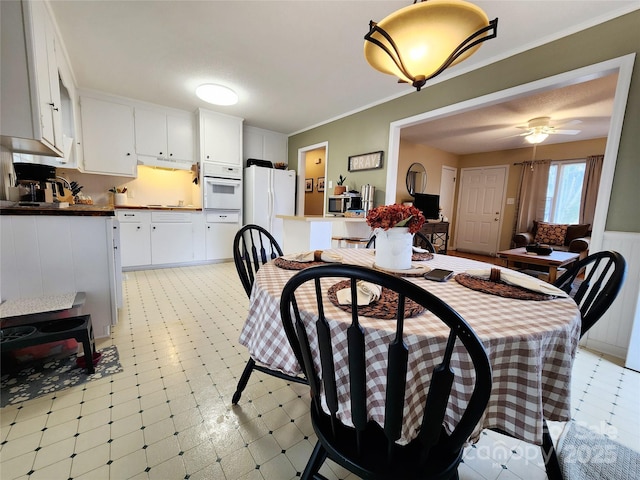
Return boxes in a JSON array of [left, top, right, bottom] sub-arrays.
[[412, 252, 434, 261], [273, 257, 326, 270], [454, 273, 554, 301], [327, 280, 425, 319]]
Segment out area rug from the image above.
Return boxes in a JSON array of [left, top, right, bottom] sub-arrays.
[[558, 421, 640, 480], [1, 346, 122, 407]]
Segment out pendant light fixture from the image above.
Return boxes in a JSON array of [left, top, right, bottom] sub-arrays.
[[364, 0, 498, 91]]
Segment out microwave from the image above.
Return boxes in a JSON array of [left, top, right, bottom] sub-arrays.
[[328, 195, 361, 215]]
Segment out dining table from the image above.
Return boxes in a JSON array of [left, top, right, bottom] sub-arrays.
[[238, 248, 581, 446]]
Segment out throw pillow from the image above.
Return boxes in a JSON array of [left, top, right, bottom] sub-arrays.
[[565, 224, 591, 246], [535, 222, 568, 246]]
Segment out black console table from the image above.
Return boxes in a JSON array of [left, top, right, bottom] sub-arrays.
[[420, 222, 449, 254]]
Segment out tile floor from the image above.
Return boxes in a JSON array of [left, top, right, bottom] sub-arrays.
[[1, 260, 639, 479]]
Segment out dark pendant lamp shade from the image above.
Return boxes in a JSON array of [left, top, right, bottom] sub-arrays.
[[364, 0, 498, 91]]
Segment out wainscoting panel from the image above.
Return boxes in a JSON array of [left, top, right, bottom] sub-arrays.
[[582, 231, 640, 366]]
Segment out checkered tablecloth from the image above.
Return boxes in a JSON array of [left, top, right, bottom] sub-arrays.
[[239, 249, 581, 446]]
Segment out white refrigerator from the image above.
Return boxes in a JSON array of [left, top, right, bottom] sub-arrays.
[[243, 166, 296, 247]]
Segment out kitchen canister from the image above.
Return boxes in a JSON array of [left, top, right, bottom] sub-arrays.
[[114, 193, 127, 206]]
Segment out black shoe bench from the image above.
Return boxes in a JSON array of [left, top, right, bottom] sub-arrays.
[[1, 293, 97, 374]]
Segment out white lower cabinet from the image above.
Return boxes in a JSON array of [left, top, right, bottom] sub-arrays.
[[205, 211, 240, 260], [117, 211, 152, 267], [117, 209, 239, 268], [151, 212, 194, 265]]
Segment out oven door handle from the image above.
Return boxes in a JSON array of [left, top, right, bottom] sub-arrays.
[[205, 177, 241, 186]]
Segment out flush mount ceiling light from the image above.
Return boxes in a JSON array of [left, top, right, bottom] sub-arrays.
[[364, 0, 498, 91], [195, 84, 238, 106]]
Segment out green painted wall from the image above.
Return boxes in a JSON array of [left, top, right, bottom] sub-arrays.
[[288, 10, 640, 233]]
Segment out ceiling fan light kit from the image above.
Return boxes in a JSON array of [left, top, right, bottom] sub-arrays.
[[525, 132, 549, 144], [364, 0, 498, 91], [519, 116, 581, 144]]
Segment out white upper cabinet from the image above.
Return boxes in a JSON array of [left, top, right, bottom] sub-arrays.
[[198, 109, 243, 165], [80, 96, 136, 177], [134, 108, 194, 162], [1, 0, 63, 156], [243, 126, 288, 164]]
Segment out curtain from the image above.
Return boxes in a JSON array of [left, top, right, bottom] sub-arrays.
[[514, 160, 551, 235], [579, 155, 603, 226]]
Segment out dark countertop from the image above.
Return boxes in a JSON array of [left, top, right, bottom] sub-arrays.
[[115, 205, 202, 211], [1, 203, 115, 216]]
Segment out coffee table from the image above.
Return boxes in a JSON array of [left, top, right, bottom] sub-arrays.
[[497, 248, 580, 283]]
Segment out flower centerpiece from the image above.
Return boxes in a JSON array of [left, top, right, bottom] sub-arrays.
[[366, 204, 425, 270]]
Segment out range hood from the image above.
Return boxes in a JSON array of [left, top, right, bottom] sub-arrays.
[[137, 155, 194, 171]]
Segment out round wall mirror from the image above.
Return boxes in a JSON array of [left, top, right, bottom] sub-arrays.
[[406, 162, 427, 196]]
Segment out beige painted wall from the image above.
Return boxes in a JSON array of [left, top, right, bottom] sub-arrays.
[[304, 148, 325, 215], [396, 141, 459, 204], [288, 11, 640, 237]]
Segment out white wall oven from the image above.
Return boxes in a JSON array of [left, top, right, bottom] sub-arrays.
[[202, 163, 242, 210]]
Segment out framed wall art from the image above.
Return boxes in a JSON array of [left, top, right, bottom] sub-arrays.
[[305, 178, 313, 192], [317, 177, 325, 192], [348, 151, 383, 172]]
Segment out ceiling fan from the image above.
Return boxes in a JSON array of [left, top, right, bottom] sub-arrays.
[[516, 116, 581, 144]]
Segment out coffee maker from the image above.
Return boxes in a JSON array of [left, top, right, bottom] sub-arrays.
[[13, 163, 57, 203]]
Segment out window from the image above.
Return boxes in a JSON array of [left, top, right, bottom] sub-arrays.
[[544, 160, 586, 224]]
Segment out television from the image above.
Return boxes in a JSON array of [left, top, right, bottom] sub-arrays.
[[413, 193, 440, 220]]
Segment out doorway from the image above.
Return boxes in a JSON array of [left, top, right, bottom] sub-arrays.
[[296, 141, 328, 216], [385, 54, 634, 256]]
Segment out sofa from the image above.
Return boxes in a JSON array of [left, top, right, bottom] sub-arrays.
[[513, 221, 591, 257]]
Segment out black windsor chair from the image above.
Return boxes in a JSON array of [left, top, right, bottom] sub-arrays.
[[231, 224, 307, 404], [497, 250, 627, 480], [280, 263, 492, 479]]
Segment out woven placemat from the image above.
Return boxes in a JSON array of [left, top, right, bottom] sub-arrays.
[[454, 273, 553, 301], [327, 280, 425, 319], [412, 252, 434, 261], [274, 257, 326, 270]]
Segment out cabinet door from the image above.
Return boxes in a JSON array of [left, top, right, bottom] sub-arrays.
[[151, 223, 194, 265], [167, 114, 194, 162], [119, 222, 151, 267], [134, 108, 167, 158], [200, 111, 242, 164], [80, 97, 136, 176], [204, 212, 240, 261], [27, 0, 62, 150]]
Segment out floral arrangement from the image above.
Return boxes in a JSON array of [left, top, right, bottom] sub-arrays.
[[366, 204, 425, 234]]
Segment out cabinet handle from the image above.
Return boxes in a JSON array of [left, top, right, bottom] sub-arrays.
[[153, 226, 156, 230], [159, 152, 163, 155], [126, 153, 131, 156], [207, 226, 210, 229], [206, 155, 210, 159], [169, 153, 173, 157], [137, 226, 141, 230], [48, 102, 59, 111]]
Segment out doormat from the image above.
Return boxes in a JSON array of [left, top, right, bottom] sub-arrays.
[[558, 421, 640, 480], [1, 346, 123, 408]]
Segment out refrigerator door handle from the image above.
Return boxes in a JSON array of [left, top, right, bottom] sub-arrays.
[[267, 169, 274, 233]]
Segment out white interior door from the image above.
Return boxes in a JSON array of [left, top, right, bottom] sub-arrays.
[[455, 166, 507, 255]]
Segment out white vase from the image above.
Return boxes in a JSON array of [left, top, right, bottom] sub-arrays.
[[374, 227, 413, 270]]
